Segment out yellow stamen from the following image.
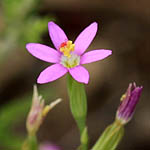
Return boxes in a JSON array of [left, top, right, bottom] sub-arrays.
[[120, 94, 126, 101], [42, 105, 51, 117], [60, 40, 75, 58], [42, 98, 62, 117]]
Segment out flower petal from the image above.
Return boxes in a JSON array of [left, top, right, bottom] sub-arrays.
[[37, 64, 68, 84], [80, 49, 112, 64], [69, 66, 89, 84], [74, 22, 98, 55], [26, 43, 61, 63], [48, 21, 68, 50]]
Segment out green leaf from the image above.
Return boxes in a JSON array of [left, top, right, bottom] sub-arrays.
[[22, 135, 38, 150], [92, 121, 124, 150]]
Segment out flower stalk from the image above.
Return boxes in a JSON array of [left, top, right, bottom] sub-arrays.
[[92, 121, 124, 150], [22, 135, 38, 150], [80, 127, 89, 150]]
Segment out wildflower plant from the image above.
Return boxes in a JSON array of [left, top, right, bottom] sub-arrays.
[[23, 21, 143, 150]]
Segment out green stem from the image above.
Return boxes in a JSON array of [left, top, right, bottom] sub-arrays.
[[92, 121, 124, 150], [22, 135, 38, 150], [80, 127, 89, 150]]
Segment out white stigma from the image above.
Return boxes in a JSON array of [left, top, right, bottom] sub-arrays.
[[60, 53, 80, 68]]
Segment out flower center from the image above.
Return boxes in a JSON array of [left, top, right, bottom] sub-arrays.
[[60, 53, 80, 69], [59, 40, 80, 69], [59, 40, 75, 58]]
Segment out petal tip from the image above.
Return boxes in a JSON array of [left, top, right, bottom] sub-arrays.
[[48, 21, 55, 25], [84, 79, 89, 84], [37, 77, 50, 84], [26, 43, 34, 51], [37, 77, 44, 84], [91, 22, 98, 29], [92, 22, 98, 26], [108, 50, 112, 55], [37, 73, 49, 84], [48, 21, 56, 29], [104, 49, 112, 56], [26, 43, 31, 49], [26, 43, 36, 48]]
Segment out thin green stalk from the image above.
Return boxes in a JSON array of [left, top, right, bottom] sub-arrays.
[[22, 135, 38, 150], [92, 121, 124, 150]]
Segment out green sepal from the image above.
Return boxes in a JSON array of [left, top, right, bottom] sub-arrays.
[[92, 121, 124, 150], [67, 74, 87, 134]]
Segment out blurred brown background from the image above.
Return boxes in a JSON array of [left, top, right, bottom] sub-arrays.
[[0, 0, 150, 150]]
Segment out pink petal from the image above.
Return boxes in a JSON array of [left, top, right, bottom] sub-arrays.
[[74, 22, 98, 55], [69, 66, 89, 84], [80, 49, 112, 64], [48, 21, 68, 50], [37, 64, 68, 84], [26, 43, 61, 63]]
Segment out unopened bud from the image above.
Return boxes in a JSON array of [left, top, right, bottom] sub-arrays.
[[116, 83, 143, 125], [26, 85, 61, 135]]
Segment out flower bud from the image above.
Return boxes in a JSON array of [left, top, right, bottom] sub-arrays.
[[116, 83, 143, 125], [26, 85, 61, 135]]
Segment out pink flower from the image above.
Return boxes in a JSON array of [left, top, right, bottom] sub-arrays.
[[26, 22, 112, 84]]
